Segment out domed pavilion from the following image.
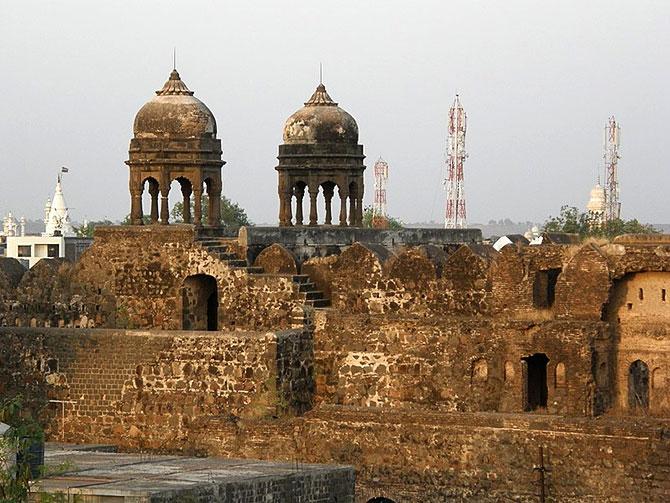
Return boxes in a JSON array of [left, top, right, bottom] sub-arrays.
[[276, 83, 365, 227], [126, 69, 224, 226]]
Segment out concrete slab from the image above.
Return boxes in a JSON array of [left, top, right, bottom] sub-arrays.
[[30, 443, 354, 502]]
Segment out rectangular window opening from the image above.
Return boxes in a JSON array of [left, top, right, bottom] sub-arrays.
[[17, 245, 31, 257], [639, 288, 644, 300], [533, 268, 561, 309], [627, 302, 633, 311], [662, 289, 666, 302]]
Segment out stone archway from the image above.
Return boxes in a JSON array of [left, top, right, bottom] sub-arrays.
[[367, 498, 397, 503], [181, 274, 218, 331], [628, 360, 649, 411]]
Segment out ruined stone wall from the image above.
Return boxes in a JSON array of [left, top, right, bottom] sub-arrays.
[[62, 226, 304, 331], [605, 271, 670, 416], [0, 327, 313, 448], [188, 407, 670, 503], [312, 312, 600, 416]]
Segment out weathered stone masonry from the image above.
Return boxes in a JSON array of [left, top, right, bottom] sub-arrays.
[[2, 231, 670, 501]]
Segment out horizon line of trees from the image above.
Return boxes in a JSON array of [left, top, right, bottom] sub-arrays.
[[543, 205, 658, 239]]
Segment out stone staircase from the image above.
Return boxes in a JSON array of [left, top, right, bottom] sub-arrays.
[[197, 238, 330, 308]]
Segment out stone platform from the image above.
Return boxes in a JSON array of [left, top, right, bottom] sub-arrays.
[[30, 444, 354, 502]]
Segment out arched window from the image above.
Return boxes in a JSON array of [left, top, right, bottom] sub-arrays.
[[554, 362, 566, 388], [628, 360, 649, 410], [471, 358, 488, 384], [652, 367, 664, 389], [504, 361, 515, 382]]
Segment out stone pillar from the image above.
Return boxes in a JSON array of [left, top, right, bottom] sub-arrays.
[[295, 186, 304, 226], [193, 186, 203, 228], [209, 189, 221, 227], [130, 187, 143, 225], [279, 189, 293, 226], [339, 187, 348, 226], [180, 184, 191, 224], [323, 185, 334, 225], [149, 183, 159, 224], [356, 194, 364, 226], [308, 185, 319, 226], [160, 184, 170, 225]]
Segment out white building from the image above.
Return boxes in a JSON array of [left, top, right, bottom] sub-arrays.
[[5, 235, 65, 269], [586, 182, 606, 226], [4, 174, 77, 268], [43, 175, 74, 237], [1, 213, 25, 237]]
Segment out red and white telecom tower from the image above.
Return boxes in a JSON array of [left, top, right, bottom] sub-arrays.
[[372, 157, 389, 228], [603, 116, 621, 221], [445, 94, 468, 229]]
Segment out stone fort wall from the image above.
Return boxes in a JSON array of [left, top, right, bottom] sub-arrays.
[[2, 229, 670, 500]]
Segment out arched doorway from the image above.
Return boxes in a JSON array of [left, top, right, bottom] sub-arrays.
[[367, 498, 397, 503], [181, 274, 218, 331], [628, 360, 649, 410], [522, 353, 549, 411]]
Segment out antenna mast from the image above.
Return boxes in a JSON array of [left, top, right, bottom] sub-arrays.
[[372, 157, 389, 228], [604, 116, 621, 221], [445, 94, 468, 228]]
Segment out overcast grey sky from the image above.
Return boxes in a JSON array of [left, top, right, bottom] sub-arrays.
[[1, 1, 668, 225]]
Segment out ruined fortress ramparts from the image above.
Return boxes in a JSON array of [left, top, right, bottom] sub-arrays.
[[1, 228, 670, 501]]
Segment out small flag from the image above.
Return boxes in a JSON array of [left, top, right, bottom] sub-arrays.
[[61, 166, 69, 173]]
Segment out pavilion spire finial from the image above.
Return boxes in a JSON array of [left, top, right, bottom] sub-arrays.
[[319, 62, 323, 85], [156, 67, 194, 96], [173, 47, 176, 71]]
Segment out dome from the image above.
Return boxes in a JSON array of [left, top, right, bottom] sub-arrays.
[[133, 70, 216, 139], [587, 183, 606, 213], [283, 84, 358, 144]]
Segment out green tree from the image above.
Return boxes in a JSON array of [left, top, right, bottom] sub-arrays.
[[172, 194, 252, 230], [362, 206, 404, 230], [544, 205, 658, 239], [121, 214, 151, 225], [0, 395, 44, 502], [73, 220, 114, 238]]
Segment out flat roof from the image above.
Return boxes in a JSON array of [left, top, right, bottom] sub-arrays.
[[31, 443, 354, 502]]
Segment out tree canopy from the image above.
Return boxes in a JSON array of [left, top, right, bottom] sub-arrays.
[[362, 206, 403, 230], [543, 206, 658, 239], [74, 220, 114, 237], [172, 194, 252, 230]]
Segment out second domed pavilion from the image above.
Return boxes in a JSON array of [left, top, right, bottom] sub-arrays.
[[126, 69, 224, 227], [276, 83, 365, 227]]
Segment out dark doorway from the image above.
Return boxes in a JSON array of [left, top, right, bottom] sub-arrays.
[[533, 269, 561, 308], [628, 360, 649, 410], [206, 289, 218, 331], [367, 498, 397, 503], [181, 274, 218, 331], [522, 353, 549, 411]]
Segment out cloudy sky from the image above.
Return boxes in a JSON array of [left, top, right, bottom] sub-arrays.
[[1, 1, 668, 225]]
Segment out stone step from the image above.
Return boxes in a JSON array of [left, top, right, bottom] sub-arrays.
[[216, 253, 238, 261], [292, 275, 311, 284], [226, 259, 248, 268], [307, 298, 331, 308], [243, 266, 265, 274], [298, 282, 316, 292], [304, 290, 324, 301]]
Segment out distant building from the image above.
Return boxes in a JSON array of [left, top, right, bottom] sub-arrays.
[[43, 175, 74, 237], [586, 182, 607, 226], [4, 175, 89, 268]]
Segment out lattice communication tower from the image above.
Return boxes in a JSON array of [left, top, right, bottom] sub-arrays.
[[604, 116, 621, 221], [445, 94, 467, 228], [372, 157, 389, 228]]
